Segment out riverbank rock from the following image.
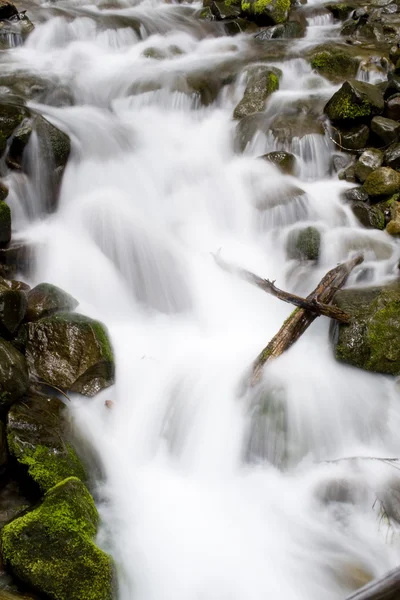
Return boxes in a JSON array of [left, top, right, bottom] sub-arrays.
[[324, 80, 384, 123], [0, 340, 28, 412], [286, 226, 321, 260], [363, 167, 400, 197], [7, 392, 86, 493], [355, 148, 383, 183], [333, 284, 400, 375], [260, 150, 296, 174], [233, 66, 280, 119], [240, 0, 291, 25], [0, 477, 114, 600], [25, 313, 115, 397], [25, 283, 78, 322]]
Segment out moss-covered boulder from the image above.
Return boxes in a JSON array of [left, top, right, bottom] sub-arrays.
[[0, 202, 11, 248], [260, 150, 296, 174], [363, 167, 400, 197], [1, 477, 114, 600], [233, 66, 280, 119], [333, 123, 369, 151], [286, 226, 321, 260], [324, 80, 384, 123], [7, 392, 86, 493], [25, 284, 78, 323], [25, 313, 114, 397], [352, 202, 385, 229], [240, 0, 290, 24], [371, 116, 400, 146], [355, 148, 383, 183], [0, 340, 28, 412], [333, 284, 400, 375], [309, 47, 360, 83], [384, 142, 400, 171]]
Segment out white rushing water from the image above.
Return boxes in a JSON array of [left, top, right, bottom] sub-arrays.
[[3, 0, 400, 598]]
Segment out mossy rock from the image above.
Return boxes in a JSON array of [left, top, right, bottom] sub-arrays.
[[0, 340, 28, 412], [286, 226, 321, 260], [355, 148, 383, 183], [7, 392, 86, 493], [325, 2, 355, 19], [333, 284, 400, 375], [0, 202, 11, 247], [324, 80, 384, 123], [240, 0, 291, 25], [25, 313, 114, 397], [0, 104, 28, 142], [352, 202, 385, 229], [25, 283, 78, 322], [0, 477, 114, 600], [260, 150, 296, 174], [233, 66, 281, 119], [210, 0, 241, 18], [309, 47, 360, 83], [363, 167, 400, 197], [386, 200, 400, 234]]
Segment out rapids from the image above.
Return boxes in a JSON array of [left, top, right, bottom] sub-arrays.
[[2, 1, 400, 599]]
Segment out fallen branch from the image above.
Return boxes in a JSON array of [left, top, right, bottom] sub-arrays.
[[346, 565, 400, 600], [250, 254, 363, 385], [213, 252, 351, 323]]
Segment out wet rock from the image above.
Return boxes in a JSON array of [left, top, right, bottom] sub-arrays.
[[223, 17, 255, 33], [0, 478, 32, 530], [342, 186, 369, 202], [386, 200, 400, 234], [25, 313, 115, 397], [0, 477, 114, 600], [233, 66, 280, 119], [0, 181, 8, 202], [324, 80, 384, 123], [210, 0, 241, 18], [0, 2, 18, 19], [385, 74, 400, 99], [333, 283, 400, 375], [5, 118, 31, 169], [371, 116, 400, 145], [332, 123, 369, 151], [0, 241, 37, 278], [260, 150, 296, 174], [0, 202, 11, 247], [363, 167, 400, 197], [0, 282, 27, 337], [325, 2, 355, 19], [7, 392, 86, 492], [198, 6, 215, 19], [384, 142, 400, 170], [269, 113, 324, 141], [240, 0, 291, 24], [352, 202, 385, 229], [385, 94, 400, 121], [308, 46, 360, 83], [355, 148, 383, 183], [25, 283, 78, 323], [254, 20, 305, 38], [338, 162, 357, 182], [0, 104, 27, 146], [286, 226, 321, 260], [332, 153, 354, 173], [0, 340, 28, 411]]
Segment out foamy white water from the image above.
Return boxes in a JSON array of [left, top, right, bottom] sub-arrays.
[[3, 1, 400, 599]]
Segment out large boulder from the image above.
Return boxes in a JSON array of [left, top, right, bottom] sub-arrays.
[[333, 284, 400, 375], [0, 477, 114, 600], [324, 80, 384, 123], [25, 283, 78, 322], [363, 167, 400, 197], [371, 116, 400, 146], [354, 148, 383, 183], [7, 392, 86, 493], [0, 340, 28, 412], [240, 0, 291, 24], [309, 47, 360, 83], [25, 313, 115, 397], [233, 66, 280, 119]]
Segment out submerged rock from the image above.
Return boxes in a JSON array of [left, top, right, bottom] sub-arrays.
[[0, 477, 114, 600], [7, 392, 86, 493], [363, 167, 400, 197], [260, 150, 296, 174], [25, 313, 115, 397], [286, 226, 321, 261], [233, 66, 280, 119], [0, 340, 28, 412], [355, 148, 383, 183], [333, 284, 400, 375], [25, 283, 78, 322], [324, 80, 384, 123], [240, 0, 291, 25]]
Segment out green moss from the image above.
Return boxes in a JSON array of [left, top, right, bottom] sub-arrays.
[[241, 0, 289, 22], [1, 477, 114, 600], [310, 50, 358, 82], [0, 201, 11, 222], [267, 72, 279, 93], [368, 294, 400, 370]]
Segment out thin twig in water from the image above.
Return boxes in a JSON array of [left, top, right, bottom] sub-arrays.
[[33, 378, 71, 402]]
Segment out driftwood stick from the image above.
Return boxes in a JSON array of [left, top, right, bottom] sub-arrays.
[[213, 253, 351, 323], [346, 565, 400, 600], [250, 254, 364, 386]]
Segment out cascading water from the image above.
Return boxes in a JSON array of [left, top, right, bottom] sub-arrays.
[[3, 1, 400, 599]]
